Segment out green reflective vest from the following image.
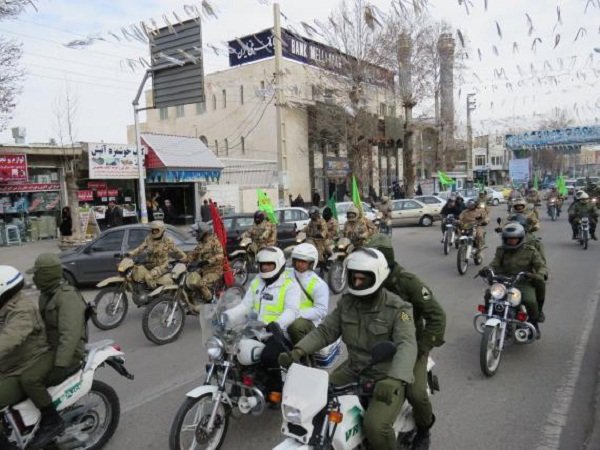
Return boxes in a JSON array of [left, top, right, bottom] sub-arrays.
[[250, 276, 293, 324]]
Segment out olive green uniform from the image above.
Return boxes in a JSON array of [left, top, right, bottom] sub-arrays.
[[296, 289, 417, 450], [303, 218, 328, 262], [569, 201, 599, 237], [19, 281, 88, 409], [383, 264, 446, 429], [489, 245, 547, 321], [185, 234, 224, 301], [0, 290, 50, 408], [129, 235, 186, 287]]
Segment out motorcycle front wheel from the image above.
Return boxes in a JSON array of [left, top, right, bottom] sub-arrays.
[[443, 231, 450, 255], [580, 232, 588, 250], [550, 208, 557, 221], [230, 257, 249, 285], [91, 286, 129, 331], [67, 380, 120, 450], [480, 324, 502, 377], [142, 295, 186, 345], [169, 393, 229, 450], [456, 245, 468, 275], [328, 260, 347, 294]]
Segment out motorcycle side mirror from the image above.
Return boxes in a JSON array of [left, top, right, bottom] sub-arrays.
[[369, 341, 396, 365], [496, 217, 502, 225]]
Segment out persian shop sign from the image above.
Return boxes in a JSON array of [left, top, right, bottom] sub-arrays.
[[506, 125, 600, 150], [0, 153, 28, 181], [88, 143, 140, 179]]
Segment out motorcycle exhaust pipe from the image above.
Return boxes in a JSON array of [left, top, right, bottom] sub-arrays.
[[237, 386, 266, 416], [514, 322, 537, 343]]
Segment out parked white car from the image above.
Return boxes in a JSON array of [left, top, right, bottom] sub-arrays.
[[390, 199, 441, 226], [274, 207, 310, 230], [334, 202, 379, 230], [484, 187, 506, 205], [415, 195, 446, 207]]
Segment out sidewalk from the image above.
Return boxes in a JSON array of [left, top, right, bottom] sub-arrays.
[[0, 239, 61, 273]]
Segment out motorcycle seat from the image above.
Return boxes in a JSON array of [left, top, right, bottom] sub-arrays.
[[85, 339, 114, 352]]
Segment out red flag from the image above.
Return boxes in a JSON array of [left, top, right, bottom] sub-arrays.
[[209, 201, 234, 287]]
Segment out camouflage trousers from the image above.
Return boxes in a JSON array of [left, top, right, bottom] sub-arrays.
[[132, 265, 171, 288], [186, 272, 221, 302]]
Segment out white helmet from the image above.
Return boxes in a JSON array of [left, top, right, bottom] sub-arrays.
[[578, 191, 590, 200], [575, 190, 586, 200], [0, 265, 25, 306], [256, 247, 286, 280], [291, 243, 319, 271], [345, 248, 390, 297]]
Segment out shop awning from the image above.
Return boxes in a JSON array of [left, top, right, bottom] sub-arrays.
[[142, 133, 224, 183], [219, 158, 277, 187]]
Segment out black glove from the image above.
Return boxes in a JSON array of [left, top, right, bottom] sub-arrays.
[[46, 366, 71, 386], [265, 321, 282, 334], [124, 252, 131, 258], [478, 267, 490, 278]]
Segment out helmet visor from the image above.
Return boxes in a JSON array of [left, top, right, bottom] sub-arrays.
[[348, 270, 375, 292]]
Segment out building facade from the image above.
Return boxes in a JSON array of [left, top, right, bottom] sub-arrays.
[[472, 134, 511, 185]]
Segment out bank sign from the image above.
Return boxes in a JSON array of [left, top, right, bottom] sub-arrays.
[[228, 28, 392, 85]]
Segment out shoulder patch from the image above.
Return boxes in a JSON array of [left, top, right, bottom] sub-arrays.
[[400, 311, 412, 322]]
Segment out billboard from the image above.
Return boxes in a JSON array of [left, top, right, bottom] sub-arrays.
[[88, 143, 140, 179], [509, 158, 531, 183], [150, 19, 204, 108], [0, 153, 28, 181], [506, 125, 600, 150], [228, 28, 393, 85]]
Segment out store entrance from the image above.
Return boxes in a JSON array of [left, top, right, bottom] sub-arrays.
[[148, 184, 195, 225]]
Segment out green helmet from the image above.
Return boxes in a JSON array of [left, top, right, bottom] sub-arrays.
[[366, 233, 394, 268]]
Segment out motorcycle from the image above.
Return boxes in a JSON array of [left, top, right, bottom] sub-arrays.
[[273, 341, 438, 450], [576, 216, 591, 250], [546, 198, 559, 221], [143, 262, 246, 345], [1, 340, 133, 450], [229, 236, 257, 286], [442, 214, 457, 255], [456, 224, 483, 275], [473, 269, 538, 377], [327, 237, 353, 294], [91, 256, 174, 330]]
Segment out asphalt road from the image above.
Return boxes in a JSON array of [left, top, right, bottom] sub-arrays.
[[74, 206, 600, 450]]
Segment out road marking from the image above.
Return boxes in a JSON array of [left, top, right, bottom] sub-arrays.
[[537, 277, 600, 450], [122, 371, 202, 414]]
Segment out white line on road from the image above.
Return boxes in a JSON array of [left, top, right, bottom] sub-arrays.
[[537, 277, 600, 450], [122, 370, 203, 414]]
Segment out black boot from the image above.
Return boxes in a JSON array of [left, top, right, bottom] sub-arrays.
[[538, 311, 546, 323], [0, 432, 19, 450], [412, 414, 435, 450], [532, 321, 541, 340], [27, 405, 65, 450]]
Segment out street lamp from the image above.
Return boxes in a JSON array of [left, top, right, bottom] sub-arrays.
[[466, 93, 476, 181]]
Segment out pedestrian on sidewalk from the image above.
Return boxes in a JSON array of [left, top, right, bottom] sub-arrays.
[[59, 207, 72, 238]]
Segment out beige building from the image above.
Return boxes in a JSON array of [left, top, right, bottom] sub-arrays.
[[472, 134, 511, 185], [129, 27, 403, 209]]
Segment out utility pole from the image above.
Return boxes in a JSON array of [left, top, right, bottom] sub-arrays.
[[132, 70, 152, 224], [466, 93, 476, 182], [273, 3, 287, 206], [398, 32, 416, 198]]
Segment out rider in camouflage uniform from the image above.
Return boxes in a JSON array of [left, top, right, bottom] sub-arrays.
[[458, 200, 489, 249], [343, 204, 375, 248], [303, 207, 328, 264], [242, 211, 278, 255], [184, 223, 224, 305], [128, 221, 186, 288]]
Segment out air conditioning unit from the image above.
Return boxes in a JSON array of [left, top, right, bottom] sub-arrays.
[[11, 127, 26, 144]]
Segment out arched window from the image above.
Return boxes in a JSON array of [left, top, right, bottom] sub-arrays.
[[212, 94, 217, 110]]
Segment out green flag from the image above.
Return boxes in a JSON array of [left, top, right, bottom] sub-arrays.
[[351, 175, 364, 216], [327, 192, 338, 220], [438, 171, 455, 187], [257, 189, 279, 224], [533, 173, 539, 190], [557, 175, 568, 196]]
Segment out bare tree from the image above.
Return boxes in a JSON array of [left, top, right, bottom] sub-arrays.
[[0, 1, 38, 130], [53, 86, 82, 241]]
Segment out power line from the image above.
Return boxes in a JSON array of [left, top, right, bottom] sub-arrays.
[[25, 50, 134, 73], [25, 71, 134, 91], [24, 61, 138, 86]]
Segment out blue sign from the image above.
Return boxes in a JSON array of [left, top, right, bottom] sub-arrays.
[[506, 125, 600, 150], [147, 169, 221, 183], [509, 158, 530, 182]]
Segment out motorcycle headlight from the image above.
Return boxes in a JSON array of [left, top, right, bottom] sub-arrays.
[[507, 288, 522, 307], [489, 283, 507, 300], [549, 198, 556, 202], [283, 405, 302, 424], [206, 337, 224, 361]]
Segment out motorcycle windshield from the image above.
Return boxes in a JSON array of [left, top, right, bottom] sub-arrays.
[[199, 289, 244, 347]]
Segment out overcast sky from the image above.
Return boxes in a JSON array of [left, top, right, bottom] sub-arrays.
[[0, 0, 598, 145]]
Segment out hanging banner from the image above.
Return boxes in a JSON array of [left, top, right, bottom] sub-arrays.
[[0, 154, 28, 181], [87, 143, 140, 179], [77, 190, 94, 201], [0, 182, 59, 193], [509, 158, 531, 183], [88, 181, 107, 189]]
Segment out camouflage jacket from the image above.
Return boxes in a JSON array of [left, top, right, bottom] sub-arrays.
[[244, 221, 277, 248], [343, 218, 375, 248], [303, 218, 328, 241], [186, 234, 224, 276], [325, 218, 339, 241], [130, 235, 186, 272], [459, 208, 489, 227]]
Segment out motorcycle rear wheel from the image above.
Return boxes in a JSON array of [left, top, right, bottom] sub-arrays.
[[67, 380, 120, 450], [169, 393, 229, 450], [480, 325, 502, 377], [142, 295, 186, 345], [328, 260, 347, 294], [91, 286, 129, 331], [457, 246, 468, 275]]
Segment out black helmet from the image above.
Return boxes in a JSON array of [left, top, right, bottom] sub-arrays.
[[309, 207, 320, 219], [254, 211, 265, 224], [467, 199, 476, 209], [322, 207, 333, 221], [501, 223, 526, 249]]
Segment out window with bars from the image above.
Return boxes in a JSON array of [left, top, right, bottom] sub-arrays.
[[240, 85, 244, 105], [159, 107, 169, 120], [175, 105, 185, 118]]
